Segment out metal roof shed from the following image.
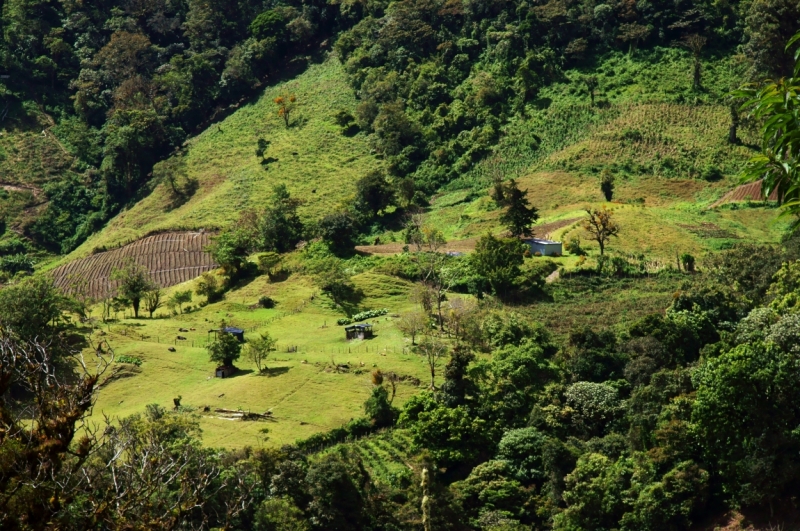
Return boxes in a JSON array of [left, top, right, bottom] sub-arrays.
[[523, 238, 563, 257]]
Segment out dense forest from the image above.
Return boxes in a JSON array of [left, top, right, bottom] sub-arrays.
[[1, 0, 799, 253], [5, 0, 800, 529]]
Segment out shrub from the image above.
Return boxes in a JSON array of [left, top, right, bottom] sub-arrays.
[[680, 253, 695, 272], [351, 308, 388, 322], [259, 296, 276, 308], [116, 355, 143, 366], [564, 236, 586, 256]]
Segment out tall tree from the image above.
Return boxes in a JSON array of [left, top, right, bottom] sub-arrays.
[[600, 169, 615, 201], [207, 328, 242, 366], [258, 184, 304, 253], [246, 332, 276, 373], [681, 34, 707, 90], [111, 262, 156, 318], [143, 288, 163, 318], [472, 234, 527, 298], [500, 179, 539, 237]]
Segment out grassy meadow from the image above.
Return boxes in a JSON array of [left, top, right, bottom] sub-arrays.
[[86, 270, 435, 449]]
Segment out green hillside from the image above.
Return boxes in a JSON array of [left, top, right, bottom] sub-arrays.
[[7, 0, 800, 529], [61, 58, 381, 260]]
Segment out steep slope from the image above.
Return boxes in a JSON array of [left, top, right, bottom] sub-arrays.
[[56, 56, 381, 263]]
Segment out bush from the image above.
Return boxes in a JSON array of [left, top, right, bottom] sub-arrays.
[[351, 308, 388, 322], [565, 236, 586, 256], [259, 296, 276, 309], [0, 254, 35, 275], [116, 355, 143, 366]]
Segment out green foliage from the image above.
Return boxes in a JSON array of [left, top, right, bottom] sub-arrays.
[[564, 382, 623, 439], [353, 171, 395, 218], [621, 461, 709, 531], [196, 272, 224, 303], [207, 329, 242, 366], [116, 355, 143, 366], [0, 276, 70, 342], [169, 290, 192, 314], [471, 234, 527, 299], [554, 453, 634, 531], [111, 261, 156, 318], [498, 179, 539, 237], [308, 256, 359, 310], [599, 169, 615, 201], [207, 229, 252, 279], [364, 385, 396, 428], [350, 308, 388, 322], [736, 31, 800, 223], [496, 428, 548, 485], [318, 210, 359, 256], [409, 401, 489, 468], [255, 497, 310, 531], [254, 185, 304, 254], [246, 332, 276, 373], [768, 260, 800, 313], [692, 341, 800, 506], [0, 253, 34, 275], [452, 460, 533, 527]]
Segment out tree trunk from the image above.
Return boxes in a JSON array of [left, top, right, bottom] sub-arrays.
[[132, 298, 140, 318], [598, 240, 605, 256], [728, 104, 739, 144], [429, 364, 436, 389], [693, 59, 701, 90]]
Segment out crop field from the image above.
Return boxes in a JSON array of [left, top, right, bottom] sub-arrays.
[[711, 179, 779, 206], [51, 231, 217, 298]]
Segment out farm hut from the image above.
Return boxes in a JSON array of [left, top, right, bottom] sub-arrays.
[[345, 323, 374, 340], [523, 238, 562, 257], [215, 365, 237, 378], [208, 326, 245, 343]]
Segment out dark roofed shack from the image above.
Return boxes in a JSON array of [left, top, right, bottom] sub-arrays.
[[208, 326, 245, 343], [215, 365, 236, 378], [345, 323, 374, 340]]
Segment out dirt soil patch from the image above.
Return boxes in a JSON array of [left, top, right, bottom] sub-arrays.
[[711, 179, 779, 207], [676, 222, 741, 239], [52, 231, 217, 298]]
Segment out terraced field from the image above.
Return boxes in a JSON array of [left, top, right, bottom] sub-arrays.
[[51, 231, 217, 297], [711, 179, 780, 207]]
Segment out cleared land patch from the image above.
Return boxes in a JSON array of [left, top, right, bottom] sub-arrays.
[[52, 231, 216, 297], [711, 179, 779, 207]]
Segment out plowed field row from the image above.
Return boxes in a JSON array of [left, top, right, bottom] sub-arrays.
[[712, 180, 779, 207], [52, 232, 217, 298]]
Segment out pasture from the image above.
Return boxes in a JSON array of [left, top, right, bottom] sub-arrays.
[[86, 270, 433, 449]]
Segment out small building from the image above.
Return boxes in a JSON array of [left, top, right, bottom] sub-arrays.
[[345, 323, 374, 340], [523, 238, 562, 257], [208, 326, 245, 343], [215, 365, 237, 378]]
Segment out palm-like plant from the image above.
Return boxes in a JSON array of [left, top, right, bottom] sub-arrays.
[[735, 32, 800, 225]]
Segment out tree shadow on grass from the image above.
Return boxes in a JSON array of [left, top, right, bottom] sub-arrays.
[[226, 369, 254, 379], [258, 366, 290, 377]]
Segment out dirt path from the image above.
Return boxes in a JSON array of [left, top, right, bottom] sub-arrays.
[[356, 217, 581, 255]]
